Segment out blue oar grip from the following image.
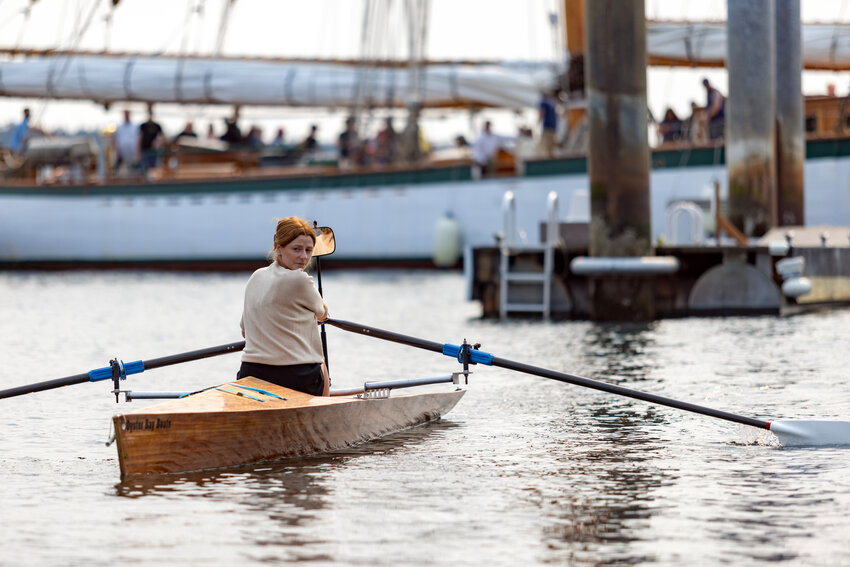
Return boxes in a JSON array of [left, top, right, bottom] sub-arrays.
[[88, 360, 146, 382], [441, 344, 493, 365]]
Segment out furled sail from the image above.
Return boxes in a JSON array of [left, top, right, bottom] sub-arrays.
[[646, 21, 850, 70], [0, 54, 557, 108]]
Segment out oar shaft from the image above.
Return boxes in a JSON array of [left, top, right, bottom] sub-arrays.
[[0, 372, 90, 400], [143, 341, 245, 371], [326, 318, 771, 431], [0, 341, 247, 400], [325, 319, 445, 354]]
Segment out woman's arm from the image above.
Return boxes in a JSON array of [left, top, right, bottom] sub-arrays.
[[321, 362, 330, 396]]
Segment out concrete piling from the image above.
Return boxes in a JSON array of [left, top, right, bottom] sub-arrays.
[[584, 0, 654, 320], [726, 0, 778, 237], [775, 0, 805, 226]]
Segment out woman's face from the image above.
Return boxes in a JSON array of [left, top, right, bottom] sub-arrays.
[[277, 235, 314, 270]]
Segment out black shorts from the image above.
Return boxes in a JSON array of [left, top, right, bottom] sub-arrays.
[[237, 361, 324, 396]]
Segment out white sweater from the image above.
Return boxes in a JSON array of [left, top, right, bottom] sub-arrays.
[[240, 262, 326, 366]]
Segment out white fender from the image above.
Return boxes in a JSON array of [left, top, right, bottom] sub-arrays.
[[432, 214, 462, 268]]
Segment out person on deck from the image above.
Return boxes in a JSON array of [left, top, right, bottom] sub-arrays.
[[657, 108, 683, 144], [297, 125, 319, 156], [337, 116, 359, 167], [702, 78, 726, 141], [139, 104, 164, 169], [173, 121, 198, 143], [220, 117, 243, 145], [472, 120, 511, 177], [244, 126, 264, 148], [113, 109, 140, 173], [375, 116, 398, 165], [238, 217, 330, 396], [537, 92, 558, 157], [9, 107, 32, 154]]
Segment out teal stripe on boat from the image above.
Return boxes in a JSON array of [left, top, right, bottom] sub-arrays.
[[179, 385, 219, 398], [214, 387, 265, 402], [230, 383, 287, 400]]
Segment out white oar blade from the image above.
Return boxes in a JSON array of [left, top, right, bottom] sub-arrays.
[[770, 420, 850, 447]]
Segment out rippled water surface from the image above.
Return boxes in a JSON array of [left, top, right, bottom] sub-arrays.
[[1, 270, 849, 566]]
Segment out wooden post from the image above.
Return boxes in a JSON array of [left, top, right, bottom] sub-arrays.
[[585, 0, 654, 321], [775, 0, 805, 226], [726, 0, 777, 237]]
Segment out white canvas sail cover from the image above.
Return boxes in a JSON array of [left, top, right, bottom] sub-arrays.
[[646, 21, 850, 70], [0, 55, 557, 108]]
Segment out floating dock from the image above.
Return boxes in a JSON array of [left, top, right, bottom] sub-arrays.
[[467, 222, 850, 319]]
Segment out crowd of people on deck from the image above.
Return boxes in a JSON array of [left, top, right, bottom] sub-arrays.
[[655, 78, 726, 146], [3, 79, 726, 180]]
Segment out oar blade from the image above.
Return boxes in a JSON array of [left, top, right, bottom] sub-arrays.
[[770, 420, 850, 447]]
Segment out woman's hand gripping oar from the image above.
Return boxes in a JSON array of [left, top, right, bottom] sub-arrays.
[[0, 342, 245, 400], [323, 318, 850, 447]]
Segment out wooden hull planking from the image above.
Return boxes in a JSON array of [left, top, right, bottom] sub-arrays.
[[113, 377, 465, 479]]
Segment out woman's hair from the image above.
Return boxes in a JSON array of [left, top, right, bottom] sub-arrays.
[[270, 217, 315, 261]]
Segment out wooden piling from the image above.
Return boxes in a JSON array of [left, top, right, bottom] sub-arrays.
[[584, 0, 654, 321], [726, 0, 778, 237], [775, 0, 805, 226]]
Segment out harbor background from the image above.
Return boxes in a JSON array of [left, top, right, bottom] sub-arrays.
[[1, 269, 848, 566], [1, 0, 848, 146]]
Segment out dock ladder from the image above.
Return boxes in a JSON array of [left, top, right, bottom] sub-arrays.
[[499, 191, 559, 319]]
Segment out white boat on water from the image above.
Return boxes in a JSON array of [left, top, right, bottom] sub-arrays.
[[2, 141, 849, 266], [2, 5, 850, 266]]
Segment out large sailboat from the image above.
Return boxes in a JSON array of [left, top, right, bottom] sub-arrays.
[[1, 1, 849, 267]]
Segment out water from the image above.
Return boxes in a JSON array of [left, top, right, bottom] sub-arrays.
[[1, 270, 849, 566]]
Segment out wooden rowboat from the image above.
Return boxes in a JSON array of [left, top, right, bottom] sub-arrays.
[[113, 376, 465, 480]]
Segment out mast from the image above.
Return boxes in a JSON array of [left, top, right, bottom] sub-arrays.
[[563, 0, 586, 149]]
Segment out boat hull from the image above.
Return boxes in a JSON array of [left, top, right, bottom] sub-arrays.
[[112, 377, 465, 480], [2, 148, 850, 265]]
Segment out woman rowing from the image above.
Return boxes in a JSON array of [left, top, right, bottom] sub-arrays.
[[238, 217, 330, 396]]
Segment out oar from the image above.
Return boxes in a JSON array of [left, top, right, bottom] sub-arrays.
[[324, 318, 850, 447], [0, 341, 245, 400]]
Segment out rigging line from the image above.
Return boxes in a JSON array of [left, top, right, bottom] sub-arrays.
[[214, 0, 235, 57], [179, 0, 196, 56], [175, 0, 197, 103], [192, 0, 206, 56], [352, 0, 375, 119], [46, 0, 101, 102], [419, 0, 430, 102], [103, 0, 113, 51], [828, 0, 850, 67], [0, 3, 25, 36], [14, 0, 34, 50], [191, 0, 208, 115], [548, 0, 562, 63]]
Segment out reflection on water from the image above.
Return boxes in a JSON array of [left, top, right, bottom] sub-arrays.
[[116, 421, 459, 500], [1, 272, 850, 566], [539, 424, 675, 565], [113, 421, 462, 559], [582, 322, 659, 383]]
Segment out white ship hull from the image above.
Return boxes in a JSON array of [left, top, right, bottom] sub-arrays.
[[1, 156, 848, 264]]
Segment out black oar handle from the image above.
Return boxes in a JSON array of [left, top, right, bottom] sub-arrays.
[[325, 319, 445, 354], [142, 341, 245, 371], [325, 318, 771, 431], [0, 341, 246, 400]]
